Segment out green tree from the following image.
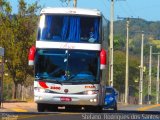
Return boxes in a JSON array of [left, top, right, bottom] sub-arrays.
[[113, 51, 140, 94], [0, 0, 40, 99]]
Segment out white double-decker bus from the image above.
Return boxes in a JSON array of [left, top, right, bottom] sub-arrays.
[[28, 7, 108, 112]]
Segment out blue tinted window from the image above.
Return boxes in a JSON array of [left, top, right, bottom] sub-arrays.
[[35, 49, 100, 83], [37, 15, 101, 43]]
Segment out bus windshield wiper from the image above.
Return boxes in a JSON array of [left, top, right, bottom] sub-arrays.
[[35, 77, 62, 85], [43, 79, 62, 85], [50, 79, 62, 85], [35, 76, 48, 80], [67, 74, 77, 81]]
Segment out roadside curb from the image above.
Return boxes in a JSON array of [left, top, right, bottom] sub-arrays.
[[137, 104, 160, 111], [3, 101, 27, 103]]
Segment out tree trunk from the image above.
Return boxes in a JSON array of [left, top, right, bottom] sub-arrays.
[[12, 82, 15, 99], [21, 85, 24, 101], [12, 81, 18, 99], [14, 83, 18, 99]]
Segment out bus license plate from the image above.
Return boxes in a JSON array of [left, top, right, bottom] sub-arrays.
[[60, 97, 72, 102]]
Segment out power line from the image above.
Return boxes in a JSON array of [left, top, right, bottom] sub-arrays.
[[125, 1, 137, 17], [115, 0, 140, 20], [97, 0, 110, 19], [103, 0, 108, 8], [117, 2, 131, 17]]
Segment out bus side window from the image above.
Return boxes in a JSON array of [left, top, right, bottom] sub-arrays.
[[88, 27, 96, 43], [81, 29, 89, 42]]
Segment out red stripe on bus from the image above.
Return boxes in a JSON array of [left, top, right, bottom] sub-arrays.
[[39, 81, 49, 88]]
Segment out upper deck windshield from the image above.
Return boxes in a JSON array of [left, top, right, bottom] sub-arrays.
[[37, 14, 101, 43], [35, 49, 100, 84]]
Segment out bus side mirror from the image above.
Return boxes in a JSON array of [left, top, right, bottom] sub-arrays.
[[28, 45, 36, 66], [115, 92, 118, 96], [100, 49, 107, 70]]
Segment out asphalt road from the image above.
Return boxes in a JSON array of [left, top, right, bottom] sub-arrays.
[[1, 102, 160, 112], [0, 102, 160, 120]]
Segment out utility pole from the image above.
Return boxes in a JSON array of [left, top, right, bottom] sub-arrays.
[[152, 52, 160, 104], [156, 54, 159, 104], [117, 16, 130, 104], [0, 47, 4, 108], [124, 18, 129, 104], [148, 46, 152, 104], [109, 0, 114, 87], [68, 0, 71, 6], [73, 0, 77, 8], [139, 32, 144, 105], [109, 0, 126, 87]]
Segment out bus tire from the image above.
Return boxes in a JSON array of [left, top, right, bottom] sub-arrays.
[[86, 106, 102, 113], [37, 103, 45, 112], [96, 106, 103, 112], [113, 103, 117, 111]]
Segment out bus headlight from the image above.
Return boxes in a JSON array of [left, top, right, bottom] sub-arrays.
[[90, 98, 97, 102], [87, 91, 94, 95], [34, 87, 45, 93], [85, 90, 98, 95], [109, 97, 114, 101]]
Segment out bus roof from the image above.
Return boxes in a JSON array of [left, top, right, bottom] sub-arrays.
[[40, 7, 102, 16]]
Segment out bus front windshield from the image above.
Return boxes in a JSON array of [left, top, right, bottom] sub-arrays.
[[35, 49, 100, 83]]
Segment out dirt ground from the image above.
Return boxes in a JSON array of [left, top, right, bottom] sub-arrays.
[[0, 102, 37, 112]]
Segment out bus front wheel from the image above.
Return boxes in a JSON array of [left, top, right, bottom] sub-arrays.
[[37, 103, 46, 112], [85, 106, 102, 112]]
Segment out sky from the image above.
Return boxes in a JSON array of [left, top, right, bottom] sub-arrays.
[[9, 0, 160, 21]]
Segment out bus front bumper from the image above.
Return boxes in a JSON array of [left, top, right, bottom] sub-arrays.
[[34, 92, 99, 106]]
